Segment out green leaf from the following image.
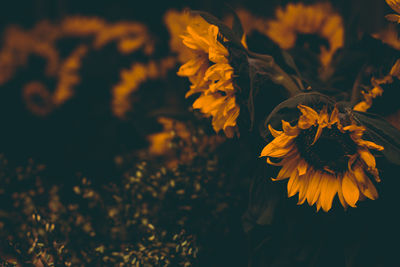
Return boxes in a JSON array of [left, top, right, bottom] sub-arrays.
[[352, 110, 400, 165], [191, 10, 244, 48], [225, 4, 244, 42], [281, 51, 304, 86]]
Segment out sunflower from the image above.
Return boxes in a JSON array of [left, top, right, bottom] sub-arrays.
[[354, 59, 400, 112], [372, 24, 400, 50], [176, 14, 241, 138], [266, 2, 344, 66], [260, 105, 384, 212]]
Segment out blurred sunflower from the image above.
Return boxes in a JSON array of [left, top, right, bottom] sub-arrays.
[[266, 2, 344, 66], [372, 24, 400, 50], [260, 105, 384, 212], [176, 13, 242, 138], [386, 0, 400, 23]]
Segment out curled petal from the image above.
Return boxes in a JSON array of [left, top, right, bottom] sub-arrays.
[[297, 105, 318, 129], [268, 125, 283, 138]]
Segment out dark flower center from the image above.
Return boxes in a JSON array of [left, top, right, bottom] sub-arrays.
[[295, 125, 357, 173], [295, 34, 330, 54]]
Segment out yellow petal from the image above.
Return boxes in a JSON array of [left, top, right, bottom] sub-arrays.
[[297, 160, 308, 176], [311, 124, 324, 145], [342, 173, 359, 208], [337, 177, 348, 209], [297, 176, 310, 205], [329, 105, 339, 126], [268, 125, 283, 138], [358, 148, 376, 169], [306, 171, 322, 205], [273, 157, 298, 181], [287, 172, 300, 197], [282, 120, 299, 136], [320, 174, 338, 212], [356, 139, 384, 151], [297, 105, 318, 129], [260, 134, 295, 158]]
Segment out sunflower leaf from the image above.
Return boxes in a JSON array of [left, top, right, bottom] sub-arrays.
[[282, 51, 304, 87], [191, 10, 244, 49], [352, 110, 400, 165], [225, 4, 244, 42]]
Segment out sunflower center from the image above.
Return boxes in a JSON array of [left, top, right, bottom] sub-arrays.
[[295, 33, 330, 54], [295, 125, 357, 173]]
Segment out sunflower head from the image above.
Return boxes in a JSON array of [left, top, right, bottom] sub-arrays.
[[261, 102, 384, 212], [174, 11, 247, 138], [266, 2, 344, 66]]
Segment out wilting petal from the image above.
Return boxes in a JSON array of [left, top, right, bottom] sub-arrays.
[[360, 175, 379, 200], [297, 105, 318, 129], [342, 173, 359, 207], [282, 120, 299, 136]]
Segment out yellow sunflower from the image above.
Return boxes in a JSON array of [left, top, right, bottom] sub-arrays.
[[176, 15, 241, 138], [354, 59, 400, 112], [372, 24, 400, 50], [260, 105, 384, 212], [266, 2, 344, 66]]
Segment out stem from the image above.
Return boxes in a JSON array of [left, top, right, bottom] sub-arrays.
[[247, 51, 302, 97]]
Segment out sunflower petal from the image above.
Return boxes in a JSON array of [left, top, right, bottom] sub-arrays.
[[386, 0, 400, 15], [320, 175, 338, 212], [268, 125, 283, 138], [287, 172, 300, 197], [342, 173, 359, 208]]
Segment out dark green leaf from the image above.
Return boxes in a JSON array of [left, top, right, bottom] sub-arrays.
[[225, 4, 244, 42], [282, 51, 304, 88], [191, 10, 244, 49], [352, 110, 400, 165]]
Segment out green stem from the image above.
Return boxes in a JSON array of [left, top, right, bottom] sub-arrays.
[[247, 51, 302, 97]]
